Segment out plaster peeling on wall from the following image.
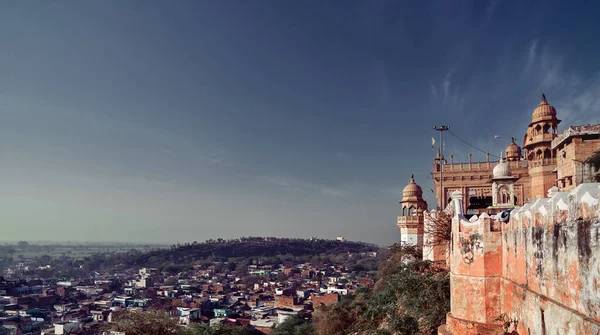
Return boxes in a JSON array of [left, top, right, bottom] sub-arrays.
[[443, 183, 600, 334], [458, 233, 483, 265]]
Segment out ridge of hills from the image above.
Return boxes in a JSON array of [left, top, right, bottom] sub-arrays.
[[83, 237, 380, 270]]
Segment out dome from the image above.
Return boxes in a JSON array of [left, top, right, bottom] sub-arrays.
[[493, 158, 512, 178], [402, 174, 423, 202], [505, 138, 522, 161], [532, 93, 557, 122]]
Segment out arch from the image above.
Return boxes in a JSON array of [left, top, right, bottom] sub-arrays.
[[543, 148, 551, 159], [498, 186, 510, 204], [535, 124, 542, 135], [543, 123, 551, 134], [536, 149, 543, 160], [402, 206, 406, 216], [408, 205, 415, 216]]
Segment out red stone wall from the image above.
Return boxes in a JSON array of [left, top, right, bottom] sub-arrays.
[[443, 186, 600, 334], [275, 295, 296, 308]]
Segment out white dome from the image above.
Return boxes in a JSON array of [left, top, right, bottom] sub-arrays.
[[493, 159, 512, 178]]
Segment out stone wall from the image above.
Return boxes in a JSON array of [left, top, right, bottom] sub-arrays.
[[501, 184, 600, 334], [441, 183, 600, 335]]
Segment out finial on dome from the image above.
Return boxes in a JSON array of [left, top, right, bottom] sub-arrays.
[[541, 93, 547, 104], [511, 137, 516, 144], [410, 174, 415, 182]]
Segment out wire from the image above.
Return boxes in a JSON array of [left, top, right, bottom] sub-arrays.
[[447, 129, 502, 159]]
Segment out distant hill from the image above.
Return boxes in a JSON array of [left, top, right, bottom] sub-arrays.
[[101, 237, 379, 269]]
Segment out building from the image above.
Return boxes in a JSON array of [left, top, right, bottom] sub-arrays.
[[552, 124, 600, 191], [397, 175, 427, 247], [431, 94, 599, 215]]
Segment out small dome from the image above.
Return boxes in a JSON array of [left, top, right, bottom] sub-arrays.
[[402, 174, 423, 202], [505, 138, 522, 161], [493, 158, 512, 178], [532, 93, 557, 122]]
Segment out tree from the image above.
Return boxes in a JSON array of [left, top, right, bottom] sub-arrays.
[[271, 315, 314, 335], [102, 309, 183, 335], [588, 150, 600, 182], [165, 277, 179, 286], [235, 259, 250, 276], [424, 210, 452, 248], [186, 323, 213, 335], [39, 254, 52, 265]]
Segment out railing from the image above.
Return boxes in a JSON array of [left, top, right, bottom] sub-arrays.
[[397, 216, 421, 224], [440, 160, 524, 172], [525, 133, 555, 146], [528, 157, 556, 168]]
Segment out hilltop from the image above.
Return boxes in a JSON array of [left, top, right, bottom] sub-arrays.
[[123, 237, 378, 267]]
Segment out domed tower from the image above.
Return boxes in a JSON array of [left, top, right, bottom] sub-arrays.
[[397, 175, 428, 247], [489, 157, 518, 211], [505, 137, 522, 161], [523, 93, 560, 198]]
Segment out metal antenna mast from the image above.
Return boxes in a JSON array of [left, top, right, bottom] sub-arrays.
[[433, 125, 450, 209]]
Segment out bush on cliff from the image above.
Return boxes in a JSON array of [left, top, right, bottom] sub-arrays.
[[312, 245, 449, 335]]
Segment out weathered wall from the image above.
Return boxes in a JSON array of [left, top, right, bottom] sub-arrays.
[[501, 184, 600, 334], [441, 184, 600, 335], [445, 194, 504, 334]]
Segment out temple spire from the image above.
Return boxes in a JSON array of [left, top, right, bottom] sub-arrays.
[[541, 93, 547, 104]]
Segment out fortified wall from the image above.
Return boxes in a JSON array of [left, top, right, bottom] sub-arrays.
[[440, 183, 600, 335]]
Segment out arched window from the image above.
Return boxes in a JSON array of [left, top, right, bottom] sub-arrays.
[[535, 124, 542, 135], [544, 149, 552, 159], [408, 206, 415, 216], [402, 207, 406, 216], [498, 186, 510, 204], [536, 149, 543, 160], [543, 124, 551, 134]]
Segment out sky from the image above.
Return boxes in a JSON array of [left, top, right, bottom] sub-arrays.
[[1, 1, 600, 246]]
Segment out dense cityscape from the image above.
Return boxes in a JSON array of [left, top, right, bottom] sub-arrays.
[[0, 238, 390, 334]]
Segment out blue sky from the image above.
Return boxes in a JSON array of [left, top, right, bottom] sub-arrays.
[[1, 1, 600, 245]]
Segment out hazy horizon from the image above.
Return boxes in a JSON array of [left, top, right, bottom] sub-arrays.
[[2, 1, 600, 246]]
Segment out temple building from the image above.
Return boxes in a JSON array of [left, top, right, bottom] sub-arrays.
[[431, 93, 599, 215], [397, 175, 427, 246]]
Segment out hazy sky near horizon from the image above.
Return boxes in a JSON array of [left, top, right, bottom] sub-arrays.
[[1, 1, 600, 246]]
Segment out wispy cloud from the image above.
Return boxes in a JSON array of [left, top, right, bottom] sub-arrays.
[[432, 69, 465, 112], [524, 39, 538, 74], [443, 71, 452, 101], [430, 85, 438, 100]]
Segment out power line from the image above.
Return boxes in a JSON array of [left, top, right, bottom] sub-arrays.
[[447, 129, 502, 159]]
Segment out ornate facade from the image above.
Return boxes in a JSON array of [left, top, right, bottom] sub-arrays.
[[430, 94, 587, 215]]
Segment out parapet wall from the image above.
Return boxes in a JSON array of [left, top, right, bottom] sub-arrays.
[[443, 183, 600, 335], [502, 183, 600, 334]]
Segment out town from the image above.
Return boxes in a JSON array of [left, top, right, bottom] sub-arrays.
[[0, 238, 380, 334]]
